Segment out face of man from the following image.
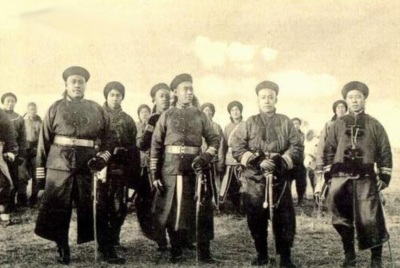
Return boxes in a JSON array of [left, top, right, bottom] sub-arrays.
[[230, 106, 241, 120], [258, 88, 277, 114], [154, 89, 170, 112], [202, 106, 214, 119], [65, 75, 86, 99], [335, 103, 347, 118], [106, 89, 123, 109], [292, 120, 301, 131], [27, 105, 37, 117], [139, 108, 150, 122], [174, 81, 194, 105], [3, 96, 16, 111], [346, 90, 365, 113]]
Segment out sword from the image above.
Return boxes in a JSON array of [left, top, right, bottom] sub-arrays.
[[92, 171, 99, 263], [193, 163, 205, 265]]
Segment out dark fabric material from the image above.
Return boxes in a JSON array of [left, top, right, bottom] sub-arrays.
[[324, 111, 392, 184], [97, 173, 128, 247], [292, 164, 307, 199], [328, 175, 389, 250], [35, 169, 94, 244], [151, 173, 214, 244], [219, 165, 242, 211], [245, 177, 296, 254]]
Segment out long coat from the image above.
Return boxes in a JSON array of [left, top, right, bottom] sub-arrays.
[[231, 111, 301, 253], [324, 111, 392, 250], [150, 105, 219, 242], [34, 97, 113, 244]]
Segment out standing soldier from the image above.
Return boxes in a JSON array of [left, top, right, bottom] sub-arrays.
[[1, 92, 28, 209], [136, 83, 170, 251], [291, 117, 307, 205], [150, 74, 219, 263], [136, 104, 151, 189], [200, 102, 225, 203], [220, 101, 246, 215], [22, 102, 42, 207], [323, 81, 392, 268], [231, 81, 299, 267], [0, 109, 18, 226], [35, 66, 114, 265], [98, 81, 139, 264]]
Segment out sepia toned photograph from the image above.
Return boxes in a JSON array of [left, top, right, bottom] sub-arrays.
[[0, 1, 399, 267]]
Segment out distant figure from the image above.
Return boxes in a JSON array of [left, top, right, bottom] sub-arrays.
[[232, 81, 299, 267], [303, 129, 319, 194], [0, 109, 18, 226], [291, 117, 307, 205], [136, 83, 171, 252], [324, 81, 392, 268], [99, 81, 139, 264], [220, 101, 246, 215], [1, 92, 27, 209], [200, 102, 225, 205], [22, 102, 42, 207], [314, 100, 348, 205]]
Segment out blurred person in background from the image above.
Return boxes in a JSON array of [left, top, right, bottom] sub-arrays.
[[220, 101, 246, 215], [22, 102, 42, 207], [2, 92, 27, 210]]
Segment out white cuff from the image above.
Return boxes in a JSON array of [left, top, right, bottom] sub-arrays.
[[205, 146, 217, 156], [241, 151, 255, 167], [282, 154, 294, 170], [379, 167, 392, 176]]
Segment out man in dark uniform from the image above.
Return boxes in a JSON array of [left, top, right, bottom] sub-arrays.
[[0, 109, 18, 226], [136, 83, 170, 251], [231, 81, 300, 267], [150, 73, 219, 263], [97, 81, 139, 263], [35, 66, 114, 265], [2, 92, 28, 209], [290, 118, 307, 205], [324, 81, 392, 268]]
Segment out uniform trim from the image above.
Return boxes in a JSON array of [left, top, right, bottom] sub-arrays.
[[323, 165, 332, 173], [241, 151, 255, 167], [282, 154, 294, 170], [379, 167, 392, 175], [36, 167, 45, 179], [98, 151, 111, 162], [150, 158, 158, 171], [206, 146, 217, 156]]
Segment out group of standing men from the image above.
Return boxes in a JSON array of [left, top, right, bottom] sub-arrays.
[[0, 65, 393, 268]]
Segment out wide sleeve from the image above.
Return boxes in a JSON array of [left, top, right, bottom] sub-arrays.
[[323, 120, 341, 172], [17, 117, 28, 157], [280, 118, 301, 170], [201, 115, 220, 156], [0, 110, 18, 154], [150, 112, 167, 171], [217, 124, 225, 170], [36, 105, 56, 170], [231, 119, 254, 167], [375, 122, 392, 185], [315, 122, 329, 170]]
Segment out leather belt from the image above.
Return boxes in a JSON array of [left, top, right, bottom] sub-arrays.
[[53, 135, 94, 148], [165, 145, 200, 155]]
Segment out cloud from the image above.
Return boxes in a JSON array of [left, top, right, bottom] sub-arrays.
[[193, 36, 227, 68], [226, 42, 257, 62], [267, 70, 338, 98], [261, 47, 279, 62], [193, 36, 277, 71]]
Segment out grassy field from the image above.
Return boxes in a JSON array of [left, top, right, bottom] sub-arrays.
[[1, 149, 399, 267]]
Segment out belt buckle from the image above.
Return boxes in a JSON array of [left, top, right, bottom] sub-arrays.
[[180, 145, 185, 154]]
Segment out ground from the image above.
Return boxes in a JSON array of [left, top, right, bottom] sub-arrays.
[[1, 150, 400, 267]]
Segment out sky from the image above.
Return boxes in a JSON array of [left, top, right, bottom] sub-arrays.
[[1, 0, 400, 146]]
